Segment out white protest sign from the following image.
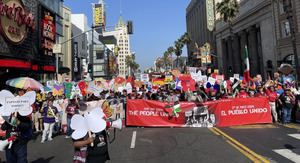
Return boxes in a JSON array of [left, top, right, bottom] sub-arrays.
[[234, 74, 240, 80], [135, 73, 142, 81], [189, 67, 197, 74], [71, 84, 82, 99], [191, 71, 202, 82], [141, 74, 149, 82], [87, 82, 102, 97], [6, 96, 31, 113], [216, 75, 224, 81], [126, 83, 132, 94], [0, 90, 35, 116]]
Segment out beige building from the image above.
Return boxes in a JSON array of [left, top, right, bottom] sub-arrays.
[[103, 16, 131, 78], [272, 0, 300, 68], [59, 6, 72, 81]]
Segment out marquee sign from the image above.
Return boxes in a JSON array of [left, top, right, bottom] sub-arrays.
[[0, 0, 35, 44], [40, 6, 55, 56], [206, 0, 215, 31]]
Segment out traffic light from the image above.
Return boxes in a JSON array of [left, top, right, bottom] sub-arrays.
[[88, 64, 93, 73], [127, 21, 133, 34]]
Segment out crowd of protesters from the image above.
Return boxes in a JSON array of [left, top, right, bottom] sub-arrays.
[[1, 75, 300, 163], [4, 77, 298, 144]]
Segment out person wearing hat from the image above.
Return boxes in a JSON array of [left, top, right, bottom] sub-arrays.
[[278, 88, 295, 124]]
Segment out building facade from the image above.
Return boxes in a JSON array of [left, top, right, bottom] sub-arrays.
[[272, 0, 300, 69], [186, 0, 215, 67], [71, 24, 88, 81], [0, 0, 64, 89], [59, 6, 72, 81], [215, 0, 277, 79], [71, 14, 92, 80], [103, 16, 131, 78]]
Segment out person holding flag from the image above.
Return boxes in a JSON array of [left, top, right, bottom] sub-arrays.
[[243, 45, 250, 84]]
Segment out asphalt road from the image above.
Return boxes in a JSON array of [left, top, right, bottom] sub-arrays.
[[0, 123, 300, 163]]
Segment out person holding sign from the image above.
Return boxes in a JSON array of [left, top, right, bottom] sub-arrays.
[[41, 100, 60, 143], [1, 114, 32, 163]]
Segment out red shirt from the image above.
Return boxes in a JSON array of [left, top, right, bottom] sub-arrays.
[[266, 89, 278, 102], [237, 92, 249, 98], [255, 92, 267, 97], [65, 103, 79, 119]]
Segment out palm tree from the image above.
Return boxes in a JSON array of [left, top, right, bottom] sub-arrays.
[[125, 54, 140, 75], [216, 0, 239, 35], [163, 51, 170, 72], [216, 0, 239, 76], [155, 61, 163, 73], [174, 32, 191, 68], [167, 46, 175, 68]]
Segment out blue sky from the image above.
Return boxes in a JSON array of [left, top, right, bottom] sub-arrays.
[[64, 0, 190, 71]]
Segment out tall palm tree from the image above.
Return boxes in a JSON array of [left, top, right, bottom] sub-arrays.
[[163, 51, 170, 72], [174, 32, 191, 68], [216, 0, 239, 34], [167, 46, 175, 68], [216, 0, 239, 76], [155, 61, 163, 73], [125, 54, 140, 75]]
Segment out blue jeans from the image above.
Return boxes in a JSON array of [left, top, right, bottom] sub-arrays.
[[6, 144, 27, 163], [66, 118, 73, 136], [55, 112, 63, 134], [282, 107, 292, 123]]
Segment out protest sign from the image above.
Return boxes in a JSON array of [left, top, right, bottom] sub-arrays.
[[234, 74, 240, 80], [126, 97, 271, 127]]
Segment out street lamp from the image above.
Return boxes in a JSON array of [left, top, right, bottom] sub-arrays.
[[283, 0, 300, 82]]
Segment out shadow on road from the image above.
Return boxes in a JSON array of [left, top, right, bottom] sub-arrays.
[[31, 156, 55, 163]]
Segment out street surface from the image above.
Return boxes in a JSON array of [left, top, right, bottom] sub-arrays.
[[1, 123, 300, 163]]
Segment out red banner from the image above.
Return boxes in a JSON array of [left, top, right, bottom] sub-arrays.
[[126, 97, 272, 127]]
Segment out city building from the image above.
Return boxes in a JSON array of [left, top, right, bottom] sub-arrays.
[[215, 0, 277, 79], [271, 0, 300, 70], [59, 6, 72, 81], [186, 0, 216, 67], [103, 16, 131, 78], [71, 14, 95, 80], [0, 0, 64, 89], [71, 23, 88, 81]]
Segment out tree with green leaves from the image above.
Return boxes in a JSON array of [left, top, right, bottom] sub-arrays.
[[174, 32, 191, 68], [155, 61, 163, 73], [216, 0, 239, 34], [125, 54, 140, 75], [167, 46, 175, 68], [163, 51, 171, 72]]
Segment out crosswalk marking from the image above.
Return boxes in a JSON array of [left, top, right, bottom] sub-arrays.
[[288, 134, 300, 140], [273, 149, 300, 163]]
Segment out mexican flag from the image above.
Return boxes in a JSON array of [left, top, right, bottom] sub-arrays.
[[243, 45, 250, 83]]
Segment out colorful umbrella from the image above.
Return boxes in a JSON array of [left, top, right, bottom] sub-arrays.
[[6, 77, 43, 90]]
